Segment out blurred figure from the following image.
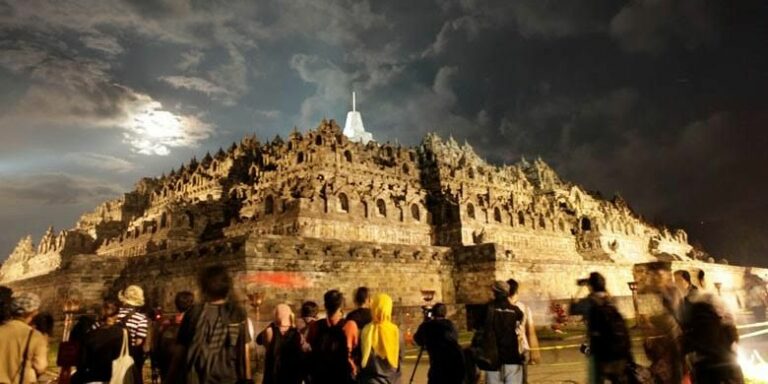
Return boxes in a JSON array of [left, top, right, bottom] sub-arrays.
[[357, 293, 403, 384], [641, 263, 684, 384], [570, 272, 632, 384], [0, 292, 48, 383], [507, 279, 540, 384], [0, 285, 13, 325], [679, 286, 743, 383], [674, 270, 699, 319], [296, 301, 319, 338], [256, 303, 305, 384], [31, 312, 54, 338], [73, 298, 125, 384], [177, 265, 251, 384], [744, 272, 767, 323], [152, 291, 194, 382], [307, 289, 358, 384], [414, 302, 464, 384]]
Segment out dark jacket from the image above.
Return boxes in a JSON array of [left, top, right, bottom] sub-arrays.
[[414, 318, 465, 384], [486, 298, 525, 366], [73, 324, 124, 383]]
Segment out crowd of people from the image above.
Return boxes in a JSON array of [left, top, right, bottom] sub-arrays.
[[0, 263, 755, 384]]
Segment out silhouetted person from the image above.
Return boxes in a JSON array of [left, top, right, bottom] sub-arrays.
[[478, 281, 525, 384], [153, 291, 194, 381], [347, 286, 373, 330], [507, 279, 541, 384], [307, 289, 358, 384], [414, 303, 464, 384], [73, 298, 124, 384], [257, 303, 305, 384], [296, 301, 319, 338]]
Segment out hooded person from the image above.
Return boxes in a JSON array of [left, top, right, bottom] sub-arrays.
[[257, 303, 305, 384], [357, 293, 404, 384]]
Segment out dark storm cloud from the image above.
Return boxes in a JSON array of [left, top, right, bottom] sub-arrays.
[[0, 173, 123, 205], [1, 0, 767, 265]]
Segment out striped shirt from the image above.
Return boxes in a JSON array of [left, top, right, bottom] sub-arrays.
[[93, 307, 149, 346]]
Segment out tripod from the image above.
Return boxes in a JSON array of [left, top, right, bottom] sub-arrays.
[[408, 346, 426, 384]]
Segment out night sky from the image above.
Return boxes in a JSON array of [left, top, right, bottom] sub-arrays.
[[1, 0, 766, 265]]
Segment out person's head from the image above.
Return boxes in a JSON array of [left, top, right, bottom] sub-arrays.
[[102, 297, 121, 322], [491, 281, 510, 301], [31, 312, 54, 336], [506, 279, 520, 298], [697, 270, 706, 288], [199, 265, 232, 301], [371, 293, 394, 324], [300, 301, 319, 319], [118, 285, 145, 308], [647, 262, 673, 288], [274, 303, 295, 327], [323, 289, 344, 316], [674, 270, 692, 293], [354, 286, 371, 308], [432, 303, 447, 319], [587, 272, 607, 293], [10, 292, 41, 322], [174, 291, 195, 313], [0, 285, 13, 324]]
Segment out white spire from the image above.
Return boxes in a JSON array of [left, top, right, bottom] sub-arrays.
[[343, 91, 373, 144]]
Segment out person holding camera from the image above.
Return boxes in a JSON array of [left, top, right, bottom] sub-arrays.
[[413, 303, 465, 384], [570, 272, 632, 384]]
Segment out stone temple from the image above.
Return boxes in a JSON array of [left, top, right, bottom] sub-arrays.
[[1, 103, 765, 325]]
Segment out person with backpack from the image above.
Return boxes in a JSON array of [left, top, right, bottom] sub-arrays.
[[176, 265, 252, 384], [73, 298, 126, 384], [152, 291, 194, 382], [569, 272, 632, 384], [506, 279, 540, 384], [110, 285, 150, 384], [357, 293, 403, 384], [413, 302, 464, 384], [472, 281, 525, 384], [0, 292, 48, 384], [256, 303, 305, 384], [306, 289, 358, 384]]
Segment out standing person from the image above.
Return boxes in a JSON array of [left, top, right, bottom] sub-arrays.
[[506, 279, 541, 384], [73, 298, 125, 384], [479, 281, 526, 384], [307, 289, 358, 384], [177, 265, 251, 384], [347, 286, 372, 369], [296, 301, 319, 338], [153, 291, 194, 382], [256, 303, 305, 384], [674, 270, 699, 319], [413, 303, 464, 384], [0, 292, 48, 384], [641, 263, 684, 384], [570, 272, 632, 384], [109, 285, 150, 384], [744, 274, 767, 323], [358, 293, 404, 384], [346, 287, 373, 330]]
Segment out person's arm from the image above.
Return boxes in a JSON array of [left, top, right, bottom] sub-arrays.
[[413, 322, 426, 347], [343, 320, 359, 376], [525, 306, 541, 364], [135, 314, 149, 347], [31, 333, 48, 375]]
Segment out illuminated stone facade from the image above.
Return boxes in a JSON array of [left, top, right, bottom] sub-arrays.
[[1, 119, 759, 323]]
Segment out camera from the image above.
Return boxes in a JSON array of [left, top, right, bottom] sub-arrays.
[[576, 278, 590, 286], [579, 343, 591, 356], [421, 305, 434, 321]]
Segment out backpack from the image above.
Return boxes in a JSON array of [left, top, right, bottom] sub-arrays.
[[587, 299, 631, 361], [184, 302, 248, 384], [310, 319, 351, 380], [469, 304, 499, 371]]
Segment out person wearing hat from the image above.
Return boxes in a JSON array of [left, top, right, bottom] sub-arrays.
[[476, 281, 526, 384], [97, 285, 149, 384], [0, 292, 48, 383]]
